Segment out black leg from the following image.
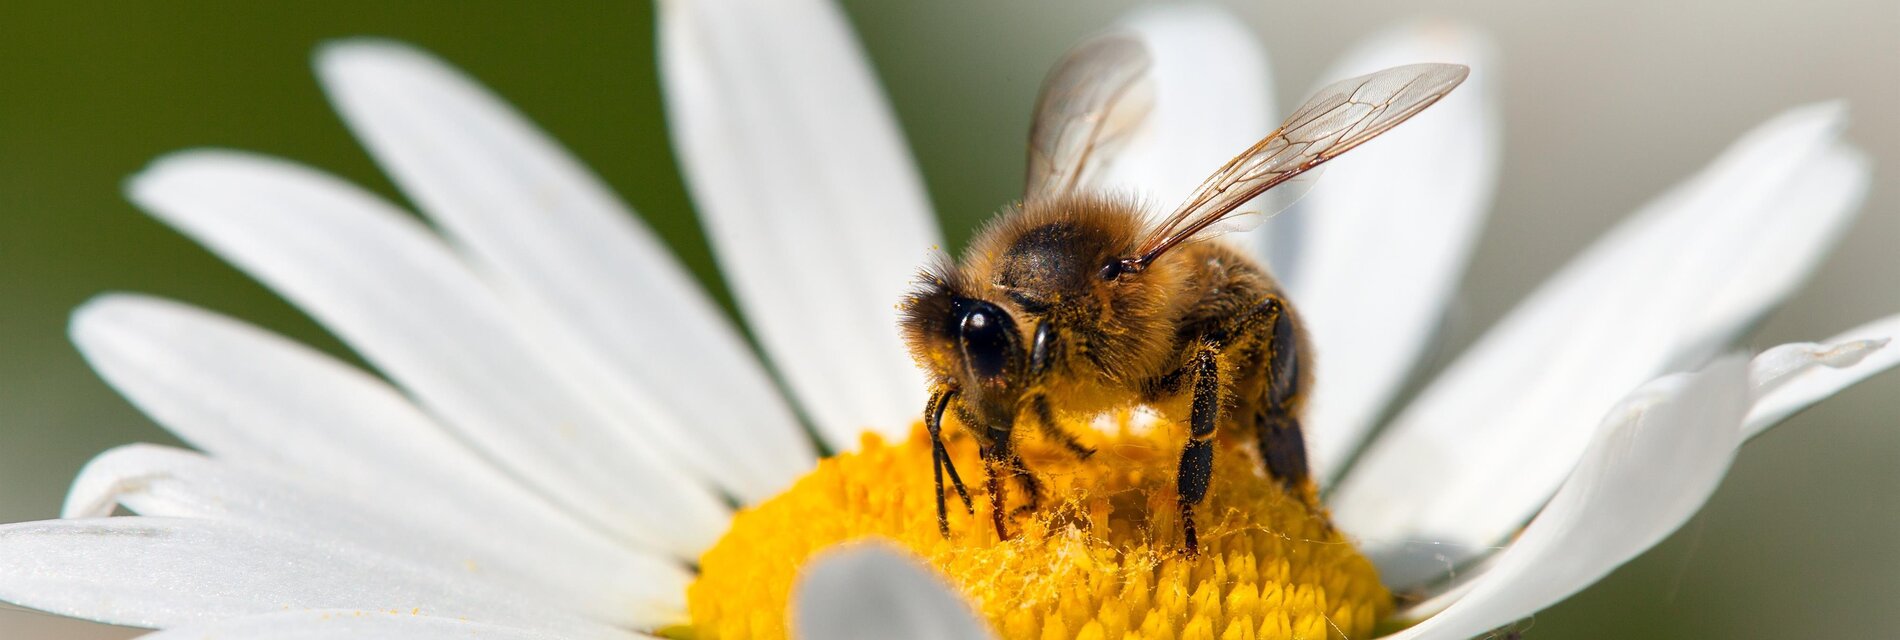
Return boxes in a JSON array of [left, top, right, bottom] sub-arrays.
[[926, 388, 973, 538], [1256, 411, 1309, 490], [1177, 345, 1221, 557], [1255, 297, 1310, 489], [982, 443, 1011, 540], [1024, 321, 1093, 461], [1027, 393, 1094, 459], [1207, 294, 1311, 490], [942, 446, 974, 514], [1008, 451, 1042, 516], [933, 442, 949, 536]]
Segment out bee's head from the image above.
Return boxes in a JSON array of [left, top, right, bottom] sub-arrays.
[[899, 264, 1032, 433]]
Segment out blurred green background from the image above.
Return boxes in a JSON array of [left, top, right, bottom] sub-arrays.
[[2, 1, 1896, 638]]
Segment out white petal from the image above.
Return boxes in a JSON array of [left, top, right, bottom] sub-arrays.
[[126, 152, 729, 557], [1333, 104, 1870, 579], [65, 444, 687, 628], [142, 610, 642, 640], [659, 0, 940, 449], [1265, 23, 1501, 481], [1750, 339, 1883, 397], [316, 41, 813, 502], [1747, 314, 1900, 437], [793, 543, 994, 640], [1099, 3, 1274, 222], [70, 294, 639, 561], [1382, 357, 1749, 638], [0, 517, 613, 636]]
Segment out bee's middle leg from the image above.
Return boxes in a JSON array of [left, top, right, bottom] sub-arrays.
[[1008, 452, 1043, 517], [1026, 393, 1094, 459], [1024, 322, 1094, 461], [1177, 344, 1221, 557]]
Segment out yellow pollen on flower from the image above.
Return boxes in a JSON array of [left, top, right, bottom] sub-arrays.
[[685, 417, 1392, 639]]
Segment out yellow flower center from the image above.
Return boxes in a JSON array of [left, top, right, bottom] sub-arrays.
[[685, 416, 1392, 639]]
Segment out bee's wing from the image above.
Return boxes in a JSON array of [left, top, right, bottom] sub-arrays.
[[1130, 63, 1470, 266], [1024, 35, 1156, 202]]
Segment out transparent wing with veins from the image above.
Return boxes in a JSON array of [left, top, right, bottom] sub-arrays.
[[1130, 63, 1470, 267], [1024, 35, 1156, 203]]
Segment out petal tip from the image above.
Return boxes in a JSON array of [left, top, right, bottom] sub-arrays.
[[124, 154, 184, 207], [1118, 1, 1248, 29], [1408, 18, 1494, 47], [1825, 337, 1890, 368], [1361, 19, 1500, 66], [126, 149, 261, 205], [313, 38, 455, 102], [61, 443, 176, 519], [1772, 100, 1851, 139], [314, 37, 426, 73], [67, 292, 154, 349]]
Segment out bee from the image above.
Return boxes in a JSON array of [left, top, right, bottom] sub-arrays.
[[899, 33, 1467, 555]]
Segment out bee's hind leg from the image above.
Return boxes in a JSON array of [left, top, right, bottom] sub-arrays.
[[1209, 294, 1312, 491], [1252, 296, 1311, 491]]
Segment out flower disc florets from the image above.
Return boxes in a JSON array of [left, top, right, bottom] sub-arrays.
[[688, 416, 1392, 639]]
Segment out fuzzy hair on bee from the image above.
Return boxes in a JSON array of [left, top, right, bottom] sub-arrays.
[[902, 193, 1183, 391], [897, 31, 1468, 555]]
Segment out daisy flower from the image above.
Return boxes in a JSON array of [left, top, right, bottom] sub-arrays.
[[0, 2, 1886, 639]]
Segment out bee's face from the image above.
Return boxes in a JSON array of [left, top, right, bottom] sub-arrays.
[[901, 274, 1032, 434], [900, 196, 1173, 436]]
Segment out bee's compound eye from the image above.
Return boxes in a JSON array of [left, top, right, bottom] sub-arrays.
[[957, 301, 1017, 380]]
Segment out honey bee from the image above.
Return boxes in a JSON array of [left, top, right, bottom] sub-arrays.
[[899, 33, 1467, 555]]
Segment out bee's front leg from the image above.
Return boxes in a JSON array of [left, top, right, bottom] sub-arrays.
[[954, 402, 1020, 541], [988, 399, 1058, 518], [925, 386, 974, 538]]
